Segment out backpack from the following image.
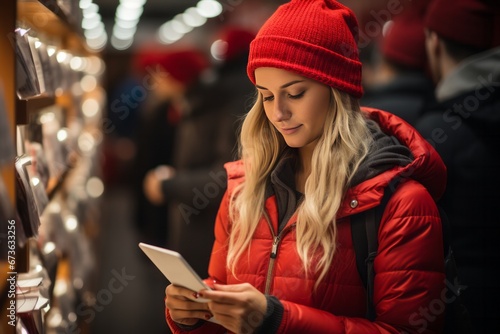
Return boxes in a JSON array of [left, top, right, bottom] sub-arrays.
[[350, 179, 474, 334]]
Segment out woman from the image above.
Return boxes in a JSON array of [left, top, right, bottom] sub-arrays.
[[165, 1, 446, 333]]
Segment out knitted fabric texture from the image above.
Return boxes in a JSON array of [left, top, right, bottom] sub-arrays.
[[247, 0, 363, 98]]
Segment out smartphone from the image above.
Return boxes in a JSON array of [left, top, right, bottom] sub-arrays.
[[138, 242, 212, 303]]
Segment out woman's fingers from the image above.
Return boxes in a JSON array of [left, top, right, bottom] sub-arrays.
[[165, 284, 211, 323], [166, 282, 267, 333], [199, 283, 260, 305], [166, 295, 208, 311], [166, 285, 213, 326], [193, 283, 267, 333], [169, 308, 213, 323], [167, 284, 207, 302]]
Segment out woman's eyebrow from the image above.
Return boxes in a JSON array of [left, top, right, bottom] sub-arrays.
[[255, 80, 305, 90]]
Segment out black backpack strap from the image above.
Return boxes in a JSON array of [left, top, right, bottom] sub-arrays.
[[438, 206, 474, 334], [351, 180, 400, 321]]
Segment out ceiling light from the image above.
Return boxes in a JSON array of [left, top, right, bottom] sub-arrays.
[[116, 4, 144, 21], [115, 17, 139, 29], [171, 19, 193, 34], [113, 25, 137, 39], [111, 35, 134, 50], [197, 0, 223, 18], [79, 0, 92, 10], [84, 22, 105, 39], [158, 21, 183, 42], [120, 0, 146, 6], [119, 0, 145, 9], [82, 3, 99, 17], [82, 14, 101, 30], [86, 34, 107, 51], [183, 7, 207, 27]]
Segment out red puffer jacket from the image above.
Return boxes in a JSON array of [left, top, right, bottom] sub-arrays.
[[166, 108, 447, 333]]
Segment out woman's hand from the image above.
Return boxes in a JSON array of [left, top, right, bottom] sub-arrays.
[[165, 284, 212, 326], [200, 283, 267, 334]]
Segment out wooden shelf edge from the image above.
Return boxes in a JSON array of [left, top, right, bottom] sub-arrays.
[[1, 166, 15, 207], [16, 95, 56, 124]]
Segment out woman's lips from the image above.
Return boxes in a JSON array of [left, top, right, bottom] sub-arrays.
[[281, 125, 302, 135]]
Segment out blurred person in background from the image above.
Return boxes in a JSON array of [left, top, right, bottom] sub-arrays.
[[143, 25, 256, 276], [101, 53, 146, 187], [164, 0, 447, 332], [133, 47, 210, 246], [415, 0, 500, 331], [361, 0, 435, 126]]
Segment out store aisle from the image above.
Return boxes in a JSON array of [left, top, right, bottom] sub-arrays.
[[89, 185, 172, 334]]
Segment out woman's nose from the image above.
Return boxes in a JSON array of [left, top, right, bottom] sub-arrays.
[[271, 98, 291, 122]]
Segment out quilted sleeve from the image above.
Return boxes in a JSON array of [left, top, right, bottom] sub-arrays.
[[372, 180, 446, 332]]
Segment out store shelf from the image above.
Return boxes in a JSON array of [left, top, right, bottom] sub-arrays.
[[2, 0, 104, 332], [1, 167, 15, 204], [46, 153, 78, 200], [16, 95, 56, 124], [17, 0, 87, 53], [0, 3, 16, 334]]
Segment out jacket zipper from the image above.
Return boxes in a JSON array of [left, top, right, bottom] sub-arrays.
[[263, 211, 296, 295], [265, 236, 278, 295]]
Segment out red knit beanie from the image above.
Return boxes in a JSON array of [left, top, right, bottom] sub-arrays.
[[247, 0, 363, 98], [136, 48, 209, 86], [156, 49, 209, 86], [214, 26, 256, 62], [381, 1, 430, 70], [424, 0, 500, 49]]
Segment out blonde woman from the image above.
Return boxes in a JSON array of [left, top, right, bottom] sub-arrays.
[[165, 1, 446, 333]]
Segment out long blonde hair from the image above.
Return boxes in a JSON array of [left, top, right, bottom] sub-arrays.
[[228, 88, 373, 285]]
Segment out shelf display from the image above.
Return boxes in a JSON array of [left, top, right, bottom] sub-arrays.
[[15, 27, 46, 99], [15, 154, 41, 243], [1, 0, 106, 333]]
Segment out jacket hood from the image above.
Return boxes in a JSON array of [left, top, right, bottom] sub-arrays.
[[431, 46, 500, 131], [339, 108, 446, 218], [349, 118, 414, 187], [435, 46, 500, 103], [224, 108, 446, 218]]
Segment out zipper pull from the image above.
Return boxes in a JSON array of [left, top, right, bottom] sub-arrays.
[[271, 236, 279, 259]]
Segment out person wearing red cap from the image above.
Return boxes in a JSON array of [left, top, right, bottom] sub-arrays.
[[131, 47, 209, 246], [142, 26, 256, 278], [361, 0, 436, 126], [164, 1, 447, 333], [415, 0, 500, 332]]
